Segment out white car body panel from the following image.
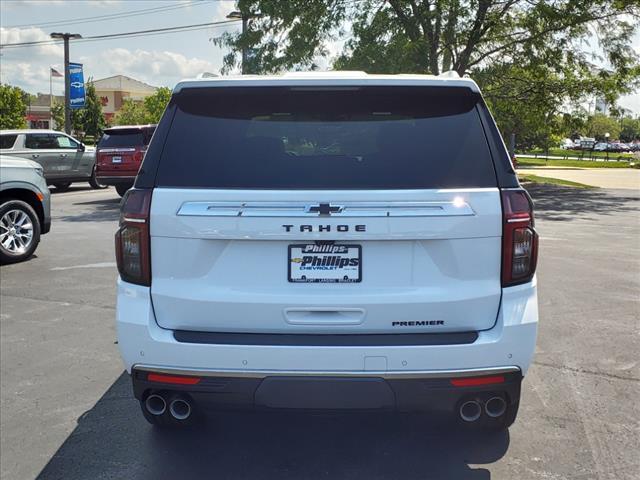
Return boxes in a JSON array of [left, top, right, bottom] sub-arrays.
[[117, 278, 537, 375], [149, 188, 503, 333]]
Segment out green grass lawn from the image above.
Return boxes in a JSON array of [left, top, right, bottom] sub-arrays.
[[517, 157, 637, 169], [520, 148, 634, 160], [518, 174, 596, 188]]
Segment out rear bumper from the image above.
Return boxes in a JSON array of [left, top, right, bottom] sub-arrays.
[[131, 366, 522, 418], [117, 278, 537, 414], [95, 175, 135, 186]]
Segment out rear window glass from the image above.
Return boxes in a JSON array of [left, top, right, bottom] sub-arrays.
[[156, 87, 496, 189], [0, 135, 17, 149], [98, 128, 154, 148]]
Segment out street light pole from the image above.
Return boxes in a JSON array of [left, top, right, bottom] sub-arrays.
[[226, 11, 261, 74], [241, 16, 248, 74], [226, 11, 247, 74], [50, 32, 81, 134]]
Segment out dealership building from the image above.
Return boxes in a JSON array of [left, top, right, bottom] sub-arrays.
[[25, 74, 158, 129], [93, 75, 158, 123]]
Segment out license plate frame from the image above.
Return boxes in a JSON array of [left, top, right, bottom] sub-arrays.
[[111, 156, 122, 163], [288, 244, 362, 283]]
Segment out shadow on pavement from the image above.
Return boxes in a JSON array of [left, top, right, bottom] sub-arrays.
[[49, 185, 94, 195], [525, 184, 640, 222], [57, 197, 121, 223], [37, 373, 509, 480]]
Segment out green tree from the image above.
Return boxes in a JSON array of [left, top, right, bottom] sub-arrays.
[[51, 81, 105, 137], [215, 1, 640, 150], [587, 114, 621, 141], [0, 83, 28, 129], [113, 87, 171, 126], [218, 1, 638, 79], [143, 87, 171, 123], [114, 99, 148, 125], [51, 101, 64, 130], [75, 81, 106, 138], [619, 117, 640, 142]]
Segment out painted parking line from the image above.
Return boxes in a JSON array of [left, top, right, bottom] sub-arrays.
[[51, 262, 116, 271]]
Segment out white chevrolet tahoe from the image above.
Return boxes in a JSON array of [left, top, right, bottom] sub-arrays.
[[115, 72, 539, 429]]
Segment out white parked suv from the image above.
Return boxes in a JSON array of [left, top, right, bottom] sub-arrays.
[[115, 72, 539, 429]]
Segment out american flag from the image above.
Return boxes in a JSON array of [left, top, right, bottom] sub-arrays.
[[50, 67, 63, 78]]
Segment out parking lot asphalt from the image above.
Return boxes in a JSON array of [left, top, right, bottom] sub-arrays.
[[1, 184, 639, 480]]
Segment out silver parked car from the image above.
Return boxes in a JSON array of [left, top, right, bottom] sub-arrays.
[[0, 129, 106, 191], [0, 154, 51, 263]]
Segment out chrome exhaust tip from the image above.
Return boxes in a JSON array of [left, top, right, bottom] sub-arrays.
[[484, 396, 507, 418], [169, 397, 192, 421], [459, 400, 482, 422], [145, 394, 166, 416]]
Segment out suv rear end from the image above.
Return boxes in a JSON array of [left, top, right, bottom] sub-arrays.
[[116, 73, 538, 430], [96, 125, 155, 196]]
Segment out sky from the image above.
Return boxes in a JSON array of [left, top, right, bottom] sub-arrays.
[[1, 0, 639, 114]]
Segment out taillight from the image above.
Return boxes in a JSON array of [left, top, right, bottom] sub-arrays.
[[501, 188, 538, 287], [115, 189, 152, 286]]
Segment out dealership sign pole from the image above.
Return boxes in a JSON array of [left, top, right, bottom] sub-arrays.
[[50, 32, 82, 134]]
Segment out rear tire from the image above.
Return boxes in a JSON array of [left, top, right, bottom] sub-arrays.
[[0, 200, 41, 264], [115, 184, 130, 197], [52, 182, 72, 192], [89, 167, 108, 189]]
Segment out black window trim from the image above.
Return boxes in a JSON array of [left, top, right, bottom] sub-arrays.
[[173, 330, 478, 346], [476, 100, 519, 188]]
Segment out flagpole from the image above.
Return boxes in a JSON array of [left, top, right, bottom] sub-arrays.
[[50, 67, 53, 129]]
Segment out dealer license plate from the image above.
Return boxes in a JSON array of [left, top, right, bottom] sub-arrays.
[[288, 244, 361, 283]]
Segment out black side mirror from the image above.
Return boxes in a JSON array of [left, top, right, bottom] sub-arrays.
[[78, 143, 86, 152]]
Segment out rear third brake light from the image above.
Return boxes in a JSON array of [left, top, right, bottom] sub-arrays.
[[115, 189, 152, 286], [501, 189, 538, 287]]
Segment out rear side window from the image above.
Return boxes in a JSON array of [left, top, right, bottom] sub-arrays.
[[25, 134, 58, 149], [156, 87, 497, 189], [0, 135, 18, 149], [99, 127, 154, 148]]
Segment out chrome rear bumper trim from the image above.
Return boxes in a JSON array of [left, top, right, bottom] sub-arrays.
[[133, 364, 520, 380]]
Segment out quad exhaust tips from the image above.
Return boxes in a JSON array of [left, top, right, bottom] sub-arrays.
[[145, 394, 167, 416], [459, 400, 482, 422], [484, 396, 507, 418]]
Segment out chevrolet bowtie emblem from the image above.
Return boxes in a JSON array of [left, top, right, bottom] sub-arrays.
[[305, 203, 343, 215]]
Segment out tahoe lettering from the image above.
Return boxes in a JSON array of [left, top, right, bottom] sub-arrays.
[[283, 224, 366, 232]]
